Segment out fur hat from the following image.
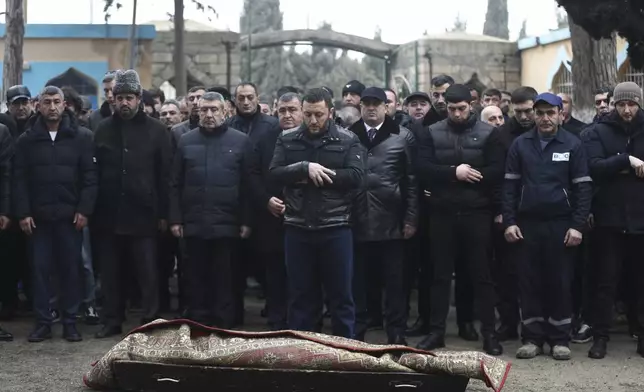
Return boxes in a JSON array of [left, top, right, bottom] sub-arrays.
[[112, 69, 142, 96]]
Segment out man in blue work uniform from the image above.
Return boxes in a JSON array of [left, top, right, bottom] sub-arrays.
[[269, 88, 364, 339], [502, 93, 592, 361]]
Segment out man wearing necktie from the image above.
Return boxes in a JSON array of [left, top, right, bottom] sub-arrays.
[[349, 87, 418, 344]]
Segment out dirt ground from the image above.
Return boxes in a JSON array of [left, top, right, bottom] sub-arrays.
[[0, 298, 643, 392]]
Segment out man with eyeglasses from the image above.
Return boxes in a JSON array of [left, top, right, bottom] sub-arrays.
[[503, 92, 592, 361]]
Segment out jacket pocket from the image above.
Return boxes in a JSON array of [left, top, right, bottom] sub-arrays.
[[320, 144, 346, 168]]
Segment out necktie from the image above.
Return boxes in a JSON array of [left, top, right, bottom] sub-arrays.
[[368, 128, 377, 141]]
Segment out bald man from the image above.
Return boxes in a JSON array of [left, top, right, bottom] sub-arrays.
[[481, 105, 505, 127], [557, 93, 586, 137]]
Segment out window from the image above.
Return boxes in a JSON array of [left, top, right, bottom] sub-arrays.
[[552, 63, 573, 98], [618, 59, 644, 87]]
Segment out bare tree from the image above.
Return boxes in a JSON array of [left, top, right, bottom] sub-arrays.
[[2, 0, 25, 101], [569, 19, 617, 122]]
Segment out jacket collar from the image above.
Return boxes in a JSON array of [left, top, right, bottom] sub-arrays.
[[295, 121, 341, 141], [28, 111, 77, 140], [525, 126, 567, 144], [112, 108, 148, 124], [350, 115, 400, 148]]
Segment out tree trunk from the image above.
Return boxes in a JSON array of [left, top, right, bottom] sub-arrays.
[[2, 0, 25, 101], [569, 20, 617, 122], [173, 0, 187, 96], [483, 0, 509, 40]]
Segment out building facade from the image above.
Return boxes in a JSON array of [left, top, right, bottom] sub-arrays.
[[519, 28, 632, 94], [0, 23, 155, 109]]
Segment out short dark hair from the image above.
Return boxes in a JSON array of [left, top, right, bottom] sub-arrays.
[[102, 71, 117, 83], [61, 86, 82, 112], [510, 86, 538, 104], [431, 74, 455, 88], [149, 88, 165, 103], [201, 92, 226, 103], [40, 85, 65, 100], [161, 99, 181, 110], [302, 88, 333, 109], [258, 94, 271, 105], [384, 88, 397, 99], [482, 88, 502, 99], [235, 82, 258, 97], [501, 90, 511, 97], [188, 85, 206, 94], [594, 87, 613, 96]]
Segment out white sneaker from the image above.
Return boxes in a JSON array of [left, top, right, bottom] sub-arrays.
[[516, 343, 542, 359], [551, 345, 571, 360]]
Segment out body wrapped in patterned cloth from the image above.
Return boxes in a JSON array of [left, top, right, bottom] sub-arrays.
[[84, 319, 511, 391]]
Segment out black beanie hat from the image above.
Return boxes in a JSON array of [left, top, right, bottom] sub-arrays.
[[444, 84, 472, 104]]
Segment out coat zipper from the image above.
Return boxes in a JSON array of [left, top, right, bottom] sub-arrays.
[[563, 188, 571, 207]]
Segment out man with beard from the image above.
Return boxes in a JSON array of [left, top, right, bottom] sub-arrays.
[[584, 82, 644, 359], [349, 87, 417, 344], [404, 92, 431, 123], [335, 104, 361, 128], [415, 84, 504, 356], [406, 74, 455, 338], [170, 92, 252, 328], [88, 71, 118, 132], [228, 82, 280, 325], [384, 89, 412, 128], [494, 86, 538, 341], [171, 86, 206, 146], [269, 88, 364, 338], [13, 86, 97, 343], [93, 69, 172, 338], [504, 93, 591, 361]]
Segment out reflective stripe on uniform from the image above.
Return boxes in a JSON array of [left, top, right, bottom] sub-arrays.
[[572, 176, 592, 184], [522, 317, 544, 325], [505, 173, 521, 180], [548, 317, 572, 326]]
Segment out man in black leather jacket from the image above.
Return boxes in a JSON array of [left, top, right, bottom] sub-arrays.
[[415, 84, 505, 356], [349, 87, 417, 345], [269, 88, 364, 339]]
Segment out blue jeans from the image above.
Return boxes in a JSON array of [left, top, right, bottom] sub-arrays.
[[29, 221, 83, 326], [284, 226, 355, 338]]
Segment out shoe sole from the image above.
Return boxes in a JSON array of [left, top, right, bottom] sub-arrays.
[[0, 337, 13, 342], [28, 336, 52, 343], [571, 337, 593, 344]]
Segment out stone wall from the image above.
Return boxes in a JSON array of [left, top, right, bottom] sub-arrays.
[[151, 30, 241, 90], [391, 34, 521, 94]]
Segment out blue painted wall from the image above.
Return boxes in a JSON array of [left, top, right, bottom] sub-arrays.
[[0, 61, 109, 109], [0, 24, 156, 40]]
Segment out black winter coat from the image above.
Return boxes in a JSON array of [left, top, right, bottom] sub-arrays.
[[169, 124, 253, 239], [93, 110, 173, 236], [584, 110, 644, 233], [12, 113, 97, 221], [349, 117, 418, 242], [87, 101, 112, 132], [0, 124, 13, 216], [269, 122, 365, 230], [171, 116, 199, 150], [227, 110, 280, 146], [416, 114, 505, 214], [563, 116, 587, 137]]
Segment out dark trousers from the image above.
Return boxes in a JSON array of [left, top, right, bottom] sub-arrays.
[[29, 221, 83, 326], [184, 238, 235, 328], [571, 234, 592, 325], [354, 240, 406, 339], [0, 228, 29, 311], [96, 233, 159, 327], [492, 224, 520, 329], [232, 239, 252, 326], [454, 256, 474, 325], [591, 228, 644, 339], [404, 222, 432, 322], [285, 226, 354, 338], [263, 250, 287, 330], [516, 219, 574, 346], [429, 212, 496, 336], [157, 231, 179, 312]]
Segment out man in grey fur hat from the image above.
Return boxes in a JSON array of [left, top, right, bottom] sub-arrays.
[[92, 69, 173, 338]]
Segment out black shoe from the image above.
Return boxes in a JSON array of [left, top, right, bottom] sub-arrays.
[[84, 306, 100, 326], [637, 337, 644, 358], [95, 325, 123, 339], [28, 325, 52, 343], [388, 334, 408, 346], [588, 337, 607, 359], [0, 326, 13, 342], [405, 318, 430, 337], [483, 335, 503, 356], [416, 333, 445, 351], [63, 324, 83, 342], [572, 323, 593, 344], [458, 323, 479, 342], [495, 324, 519, 342]]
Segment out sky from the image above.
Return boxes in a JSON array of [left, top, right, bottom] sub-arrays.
[[1, 0, 563, 44]]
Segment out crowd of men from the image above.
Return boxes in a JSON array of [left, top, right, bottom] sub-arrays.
[[0, 67, 642, 363]]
